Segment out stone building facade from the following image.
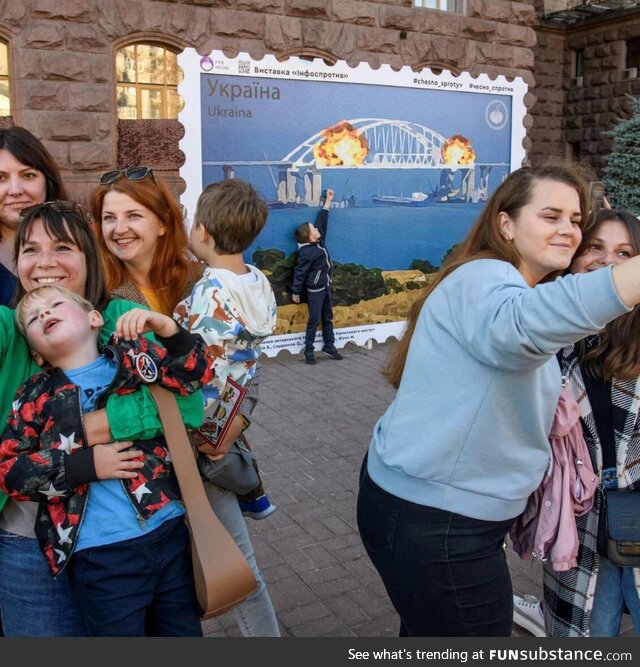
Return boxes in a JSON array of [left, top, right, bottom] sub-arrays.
[[0, 0, 637, 200], [529, 0, 640, 178], [0, 0, 539, 200]]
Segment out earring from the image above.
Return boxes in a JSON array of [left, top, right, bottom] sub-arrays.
[[502, 232, 512, 242]]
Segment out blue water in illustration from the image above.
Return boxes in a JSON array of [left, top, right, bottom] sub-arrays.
[[245, 202, 482, 271]]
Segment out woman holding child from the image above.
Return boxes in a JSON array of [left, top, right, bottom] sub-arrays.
[[0, 128, 204, 636], [357, 165, 640, 637], [91, 168, 280, 636], [2, 280, 209, 636]]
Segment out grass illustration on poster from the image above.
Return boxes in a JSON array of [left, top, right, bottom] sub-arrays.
[[178, 50, 527, 355]]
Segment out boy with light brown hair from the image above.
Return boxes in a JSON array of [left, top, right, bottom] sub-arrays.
[[175, 178, 278, 520]]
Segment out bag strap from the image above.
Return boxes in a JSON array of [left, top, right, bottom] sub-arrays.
[[148, 384, 257, 614], [149, 384, 213, 517]]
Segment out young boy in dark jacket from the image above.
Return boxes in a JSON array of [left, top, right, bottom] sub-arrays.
[[0, 285, 213, 636], [291, 189, 344, 365]]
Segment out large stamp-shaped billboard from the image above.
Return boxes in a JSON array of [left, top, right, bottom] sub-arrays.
[[178, 50, 527, 356]]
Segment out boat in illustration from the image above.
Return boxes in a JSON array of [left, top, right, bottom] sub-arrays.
[[372, 191, 432, 207]]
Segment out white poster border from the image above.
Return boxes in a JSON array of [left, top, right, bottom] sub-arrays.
[[177, 50, 527, 357]]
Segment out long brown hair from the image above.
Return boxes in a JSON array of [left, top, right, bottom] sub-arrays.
[[574, 208, 640, 381], [0, 126, 68, 240], [91, 172, 196, 315], [383, 165, 590, 388]]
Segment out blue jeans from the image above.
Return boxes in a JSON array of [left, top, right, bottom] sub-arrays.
[[357, 459, 514, 636], [590, 468, 640, 636], [203, 481, 280, 636], [0, 529, 86, 636], [67, 516, 202, 636]]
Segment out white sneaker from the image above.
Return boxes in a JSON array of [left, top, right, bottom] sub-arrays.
[[513, 593, 546, 637]]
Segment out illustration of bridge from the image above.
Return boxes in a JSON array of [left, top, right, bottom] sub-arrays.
[[283, 118, 448, 169], [202, 118, 508, 206]]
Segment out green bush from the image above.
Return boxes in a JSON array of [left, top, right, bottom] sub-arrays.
[[251, 249, 386, 307], [409, 258, 439, 273]]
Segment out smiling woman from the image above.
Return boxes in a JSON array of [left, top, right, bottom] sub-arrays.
[[544, 208, 640, 638], [0, 127, 68, 306], [356, 165, 640, 637], [91, 167, 200, 315], [497, 179, 583, 286], [91, 171, 281, 637], [12, 201, 98, 307]]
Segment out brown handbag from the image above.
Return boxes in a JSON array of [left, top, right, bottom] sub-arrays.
[[149, 384, 258, 619]]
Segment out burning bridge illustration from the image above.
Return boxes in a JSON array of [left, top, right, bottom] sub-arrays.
[[204, 119, 507, 207], [284, 119, 472, 170]]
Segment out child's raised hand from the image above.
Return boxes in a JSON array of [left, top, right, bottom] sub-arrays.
[[116, 308, 179, 340], [322, 189, 334, 209]]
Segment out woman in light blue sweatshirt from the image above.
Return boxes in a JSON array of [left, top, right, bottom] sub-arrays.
[[357, 165, 640, 637]]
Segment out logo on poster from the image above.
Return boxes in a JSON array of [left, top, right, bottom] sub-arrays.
[[200, 56, 214, 72], [200, 56, 232, 72], [485, 100, 508, 130]]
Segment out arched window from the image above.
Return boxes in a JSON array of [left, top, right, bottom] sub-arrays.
[[115, 43, 182, 119], [0, 41, 10, 116]]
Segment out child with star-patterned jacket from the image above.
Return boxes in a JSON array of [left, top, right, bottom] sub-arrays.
[[0, 325, 212, 577]]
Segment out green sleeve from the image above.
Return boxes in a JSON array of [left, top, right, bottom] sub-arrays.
[[0, 307, 41, 513], [100, 299, 204, 440], [106, 389, 204, 440]]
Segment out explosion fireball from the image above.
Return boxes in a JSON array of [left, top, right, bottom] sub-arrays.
[[441, 134, 476, 167], [313, 121, 369, 168]]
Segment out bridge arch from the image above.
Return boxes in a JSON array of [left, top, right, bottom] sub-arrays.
[[283, 118, 449, 169]]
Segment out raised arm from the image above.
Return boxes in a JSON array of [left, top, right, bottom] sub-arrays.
[[112, 325, 214, 398], [442, 259, 630, 372], [315, 188, 334, 240]]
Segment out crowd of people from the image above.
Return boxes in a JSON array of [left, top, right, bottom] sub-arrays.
[[0, 126, 279, 637], [0, 125, 638, 638]]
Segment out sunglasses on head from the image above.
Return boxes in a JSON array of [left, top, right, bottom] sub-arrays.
[[99, 166, 156, 185], [18, 200, 87, 225]]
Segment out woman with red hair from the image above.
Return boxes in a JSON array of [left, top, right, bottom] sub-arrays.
[[92, 167, 201, 316], [91, 168, 280, 637]]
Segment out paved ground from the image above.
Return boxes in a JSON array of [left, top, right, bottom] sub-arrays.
[[202, 340, 635, 638]]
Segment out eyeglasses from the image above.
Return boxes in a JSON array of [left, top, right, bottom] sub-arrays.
[[99, 166, 157, 185], [18, 200, 87, 225]]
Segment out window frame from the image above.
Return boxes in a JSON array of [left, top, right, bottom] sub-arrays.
[[413, 0, 465, 12], [115, 41, 182, 120], [0, 38, 11, 117], [573, 48, 585, 78], [626, 37, 640, 71]]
